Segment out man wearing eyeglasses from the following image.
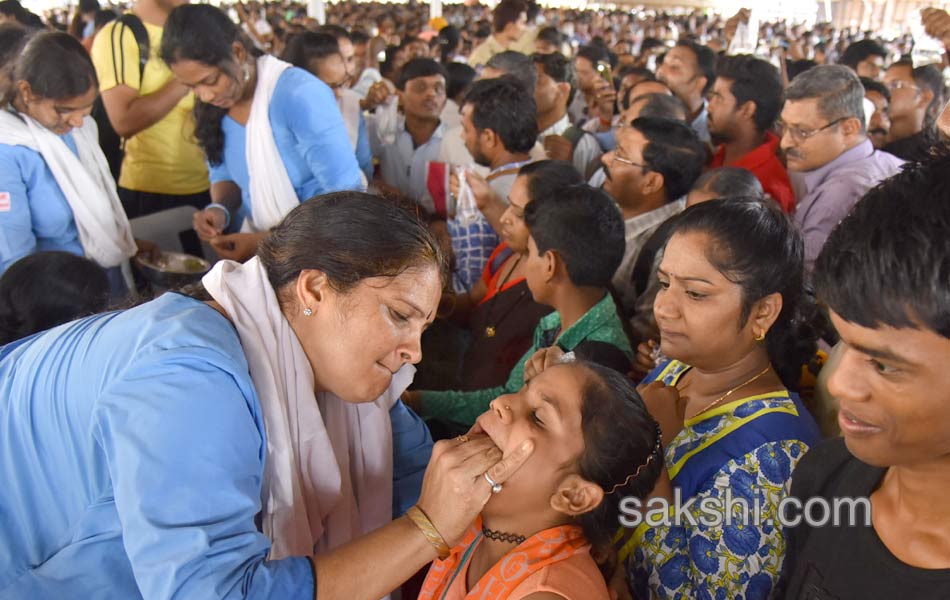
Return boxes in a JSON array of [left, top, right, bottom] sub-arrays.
[[881, 60, 944, 163], [601, 117, 705, 315], [780, 65, 903, 272]]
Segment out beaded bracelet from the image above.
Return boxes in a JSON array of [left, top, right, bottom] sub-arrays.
[[406, 505, 450, 560]]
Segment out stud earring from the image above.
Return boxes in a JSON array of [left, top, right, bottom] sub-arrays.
[[242, 65, 250, 83], [303, 307, 313, 317]]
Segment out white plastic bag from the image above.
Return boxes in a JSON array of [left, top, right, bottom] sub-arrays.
[[454, 166, 480, 226], [375, 97, 400, 147]]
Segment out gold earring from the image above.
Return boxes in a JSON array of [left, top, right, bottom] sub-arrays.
[[754, 330, 765, 342]]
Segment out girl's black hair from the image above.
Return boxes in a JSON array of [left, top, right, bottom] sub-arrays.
[[281, 31, 340, 72], [160, 4, 259, 166], [4, 31, 97, 105], [669, 199, 817, 390], [0, 22, 29, 70], [0, 251, 110, 345], [573, 361, 663, 548]]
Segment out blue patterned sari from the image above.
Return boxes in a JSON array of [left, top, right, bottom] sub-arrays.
[[622, 360, 820, 600]]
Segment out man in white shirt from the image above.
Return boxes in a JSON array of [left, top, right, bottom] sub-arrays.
[[376, 58, 448, 213], [533, 52, 603, 179], [600, 117, 705, 314]]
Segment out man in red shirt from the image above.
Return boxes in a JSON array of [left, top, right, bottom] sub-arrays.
[[707, 54, 796, 213]]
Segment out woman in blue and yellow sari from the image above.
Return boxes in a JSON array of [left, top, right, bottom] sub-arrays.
[[620, 199, 821, 600]]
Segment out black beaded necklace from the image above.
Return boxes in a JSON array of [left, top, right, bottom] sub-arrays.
[[481, 526, 527, 545]]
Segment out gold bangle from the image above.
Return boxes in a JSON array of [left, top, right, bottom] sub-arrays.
[[406, 505, 450, 560]]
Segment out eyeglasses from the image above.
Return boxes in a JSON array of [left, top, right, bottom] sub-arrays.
[[884, 80, 920, 94], [611, 153, 650, 170], [778, 117, 848, 144]]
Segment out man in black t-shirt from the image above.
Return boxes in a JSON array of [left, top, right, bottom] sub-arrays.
[[776, 147, 950, 599]]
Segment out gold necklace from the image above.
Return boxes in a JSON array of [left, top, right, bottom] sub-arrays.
[[697, 364, 772, 415]]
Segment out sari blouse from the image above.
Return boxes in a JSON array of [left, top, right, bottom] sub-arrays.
[[623, 360, 821, 600]]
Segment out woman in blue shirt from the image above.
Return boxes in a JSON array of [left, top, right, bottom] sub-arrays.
[[0, 192, 534, 600], [0, 31, 150, 296], [161, 5, 364, 262]]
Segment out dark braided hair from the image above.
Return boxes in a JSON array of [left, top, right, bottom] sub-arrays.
[[572, 361, 663, 549], [160, 5, 259, 165]]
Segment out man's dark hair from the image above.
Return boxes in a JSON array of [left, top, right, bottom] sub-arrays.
[[492, 0, 526, 34], [675, 39, 716, 95], [532, 51, 575, 105], [787, 59, 818, 80], [839, 39, 887, 71], [640, 37, 665, 54], [518, 159, 585, 201], [349, 30, 369, 45], [396, 57, 447, 91], [575, 44, 608, 69], [630, 116, 706, 201], [318, 24, 351, 43], [535, 25, 562, 49], [533, 51, 573, 85], [815, 145, 950, 339], [627, 93, 688, 122], [445, 62, 476, 101], [525, 185, 625, 288], [464, 75, 537, 153], [715, 54, 784, 132], [890, 59, 945, 125], [860, 76, 891, 103], [615, 65, 655, 89], [474, 20, 492, 39]]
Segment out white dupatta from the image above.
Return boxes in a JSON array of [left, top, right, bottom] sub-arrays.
[[0, 109, 136, 269], [245, 55, 299, 232], [203, 257, 412, 559]]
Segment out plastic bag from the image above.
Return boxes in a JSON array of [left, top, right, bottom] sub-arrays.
[[454, 166, 480, 226], [375, 97, 400, 147]]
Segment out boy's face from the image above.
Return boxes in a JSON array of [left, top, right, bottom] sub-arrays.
[[473, 364, 591, 519], [827, 311, 950, 468], [523, 235, 553, 306], [400, 74, 446, 121]]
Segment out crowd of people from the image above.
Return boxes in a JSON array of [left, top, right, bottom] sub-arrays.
[[2, 0, 950, 599]]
